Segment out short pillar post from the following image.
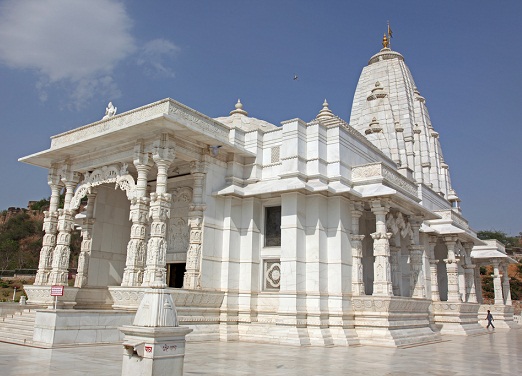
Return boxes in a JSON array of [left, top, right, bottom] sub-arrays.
[[121, 272, 192, 375]]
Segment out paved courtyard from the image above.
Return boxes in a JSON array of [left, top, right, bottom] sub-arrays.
[[0, 328, 520, 375]]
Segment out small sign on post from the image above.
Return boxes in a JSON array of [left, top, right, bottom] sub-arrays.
[[50, 285, 64, 310]]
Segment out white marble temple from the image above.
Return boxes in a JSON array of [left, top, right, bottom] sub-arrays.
[[17, 34, 517, 348]]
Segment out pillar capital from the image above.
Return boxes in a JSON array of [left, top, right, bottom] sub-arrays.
[[133, 140, 154, 167], [152, 134, 176, 163], [443, 235, 458, 245], [190, 160, 208, 175], [370, 199, 390, 215]]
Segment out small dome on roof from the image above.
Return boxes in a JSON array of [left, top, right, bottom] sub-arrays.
[[214, 99, 278, 132]]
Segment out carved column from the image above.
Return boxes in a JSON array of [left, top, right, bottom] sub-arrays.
[[492, 260, 503, 305], [443, 236, 461, 302], [122, 147, 153, 287], [474, 264, 483, 304], [409, 217, 425, 298], [184, 160, 207, 289], [371, 200, 393, 296], [350, 202, 365, 296], [142, 135, 175, 287], [428, 236, 440, 301], [462, 243, 477, 303], [34, 167, 62, 286], [389, 245, 401, 296], [48, 168, 80, 285], [74, 192, 96, 288], [501, 263, 512, 305]]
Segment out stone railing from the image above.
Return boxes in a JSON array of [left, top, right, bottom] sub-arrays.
[[419, 184, 451, 211], [351, 162, 419, 199], [434, 209, 469, 230]]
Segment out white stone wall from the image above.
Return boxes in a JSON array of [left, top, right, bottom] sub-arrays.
[[88, 185, 131, 287]]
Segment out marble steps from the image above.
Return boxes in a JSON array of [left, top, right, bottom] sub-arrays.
[[0, 309, 36, 345]]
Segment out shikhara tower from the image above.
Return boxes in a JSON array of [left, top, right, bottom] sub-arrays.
[[11, 32, 517, 348], [350, 44, 458, 205]]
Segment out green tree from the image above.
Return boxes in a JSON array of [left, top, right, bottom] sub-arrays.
[[477, 230, 519, 248]]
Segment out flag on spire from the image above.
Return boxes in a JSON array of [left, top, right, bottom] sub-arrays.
[[387, 21, 393, 38]]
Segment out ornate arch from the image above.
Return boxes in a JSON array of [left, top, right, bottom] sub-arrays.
[[70, 163, 137, 210]]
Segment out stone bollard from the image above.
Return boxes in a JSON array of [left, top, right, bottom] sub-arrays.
[[120, 286, 192, 375], [19, 296, 27, 305]]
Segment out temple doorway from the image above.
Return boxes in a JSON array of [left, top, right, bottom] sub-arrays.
[[167, 263, 186, 288]]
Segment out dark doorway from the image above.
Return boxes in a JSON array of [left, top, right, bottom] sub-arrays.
[[167, 263, 186, 288]]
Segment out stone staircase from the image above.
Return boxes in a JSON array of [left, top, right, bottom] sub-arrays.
[[0, 309, 36, 345]]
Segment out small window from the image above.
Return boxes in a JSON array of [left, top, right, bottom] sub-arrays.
[[265, 206, 281, 247], [271, 146, 280, 163]]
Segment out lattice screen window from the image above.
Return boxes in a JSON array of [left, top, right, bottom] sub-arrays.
[[264, 259, 281, 291], [271, 146, 280, 163]]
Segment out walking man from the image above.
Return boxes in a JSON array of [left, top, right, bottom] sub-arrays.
[[485, 310, 495, 330]]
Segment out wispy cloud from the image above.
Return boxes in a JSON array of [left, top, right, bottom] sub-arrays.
[[137, 38, 180, 78], [0, 0, 179, 109]]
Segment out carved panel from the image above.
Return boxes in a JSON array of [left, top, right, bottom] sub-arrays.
[[167, 187, 192, 255], [264, 259, 281, 291]]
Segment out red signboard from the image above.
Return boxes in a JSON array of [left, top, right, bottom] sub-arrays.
[[50, 285, 64, 296]]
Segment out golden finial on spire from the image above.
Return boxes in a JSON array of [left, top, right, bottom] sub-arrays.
[[382, 33, 389, 49]]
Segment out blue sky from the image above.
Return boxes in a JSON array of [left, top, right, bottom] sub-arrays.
[[0, 1, 520, 235]]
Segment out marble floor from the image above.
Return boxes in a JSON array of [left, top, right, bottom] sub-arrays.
[[0, 328, 520, 375]]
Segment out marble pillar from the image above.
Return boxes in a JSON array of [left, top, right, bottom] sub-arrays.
[[462, 243, 477, 303], [474, 265, 483, 304], [492, 260, 503, 305], [501, 263, 512, 305], [428, 236, 440, 301], [350, 202, 365, 296], [142, 136, 175, 287], [409, 218, 425, 298], [389, 245, 401, 297], [370, 200, 392, 296], [184, 160, 207, 289], [48, 168, 80, 285], [443, 236, 461, 302], [74, 192, 96, 288], [122, 148, 152, 287], [35, 167, 62, 286]]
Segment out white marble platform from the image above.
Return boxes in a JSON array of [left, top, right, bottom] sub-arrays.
[[1, 328, 520, 375]]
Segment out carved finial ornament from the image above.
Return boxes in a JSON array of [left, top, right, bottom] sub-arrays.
[[229, 99, 248, 116], [382, 33, 389, 49], [316, 99, 334, 120]]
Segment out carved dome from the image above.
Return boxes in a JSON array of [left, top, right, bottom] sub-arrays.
[[214, 99, 278, 132]]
